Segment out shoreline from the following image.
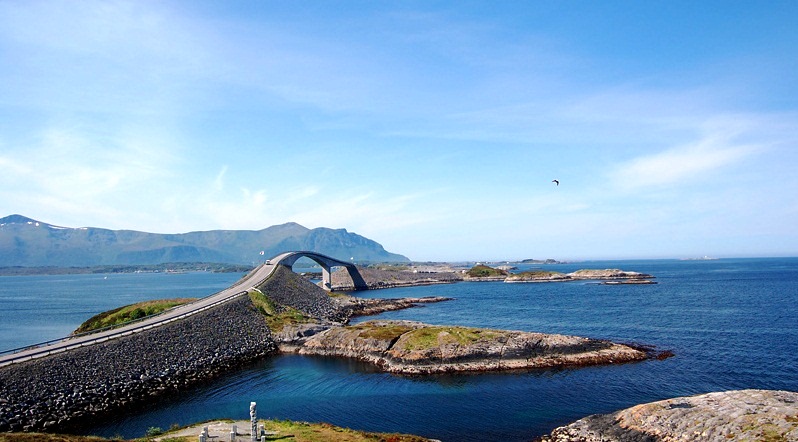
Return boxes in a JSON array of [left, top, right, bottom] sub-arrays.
[[330, 265, 656, 290]]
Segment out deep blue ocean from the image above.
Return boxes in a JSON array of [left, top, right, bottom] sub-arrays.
[[1, 258, 797, 441]]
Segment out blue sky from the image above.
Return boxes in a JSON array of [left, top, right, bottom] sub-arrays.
[[1, 1, 796, 261]]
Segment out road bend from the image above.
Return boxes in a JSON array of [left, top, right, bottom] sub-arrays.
[[0, 262, 278, 368]]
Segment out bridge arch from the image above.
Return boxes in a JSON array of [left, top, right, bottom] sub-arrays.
[[268, 251, 368, 291]]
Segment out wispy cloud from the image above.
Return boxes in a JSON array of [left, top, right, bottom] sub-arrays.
[[214, 166, 228, 192], [0, 124, 180, 226], [608, 114, 785, 190], [613, 143, 756, 190]]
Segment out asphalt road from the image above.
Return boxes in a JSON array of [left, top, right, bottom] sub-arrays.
[[0, 262, 277, 367]]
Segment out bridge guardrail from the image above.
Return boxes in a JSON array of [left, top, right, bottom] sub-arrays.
[[0, 290, 250, 367], [0, 263, 274, 367]]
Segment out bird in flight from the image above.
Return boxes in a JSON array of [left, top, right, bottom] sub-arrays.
[[552, 179, 559, 186]]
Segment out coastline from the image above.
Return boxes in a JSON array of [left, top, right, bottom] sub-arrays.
[[330, 265, 656, 290]]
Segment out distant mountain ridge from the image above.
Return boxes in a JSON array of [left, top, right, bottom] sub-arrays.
[[0, 215, 409, 267]]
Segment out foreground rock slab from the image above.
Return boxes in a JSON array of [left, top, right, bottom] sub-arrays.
[[538, 389, 798, 441], [287, 320, 648, 374]]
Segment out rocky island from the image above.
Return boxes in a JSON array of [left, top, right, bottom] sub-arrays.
[[506, 268, 656, 284], [280, 319, 648, 374]]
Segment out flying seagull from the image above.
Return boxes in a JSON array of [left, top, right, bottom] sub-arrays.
[[552, 179, 559, 186]]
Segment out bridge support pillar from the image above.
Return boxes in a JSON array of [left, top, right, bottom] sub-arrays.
[[321, 265, 332, 291]]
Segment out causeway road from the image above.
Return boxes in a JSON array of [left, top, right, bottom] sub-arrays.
[[0, 262, 278, 367]]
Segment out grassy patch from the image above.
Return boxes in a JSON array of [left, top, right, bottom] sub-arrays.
[[465, 265, 507, 278], [352, 323, 417, 341], [74, 298, 196, 334], [400, 326, 500, 351], [260, 419, 431, 442], [248, 288, 313, 332]]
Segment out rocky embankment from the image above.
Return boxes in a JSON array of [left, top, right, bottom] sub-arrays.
[[537, 389, 798, 441], [259, 265, 349, 323], [282, 320, 649, 374], [0, 295, 276, 433]]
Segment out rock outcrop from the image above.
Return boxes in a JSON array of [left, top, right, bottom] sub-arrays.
[[506, 268, 655, 283], [286, 320, 648, 374], [335, 295, 453, 317], [537, 389, 798, 441]]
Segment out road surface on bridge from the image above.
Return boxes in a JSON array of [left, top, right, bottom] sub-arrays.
[[0, 262, 277, 367]]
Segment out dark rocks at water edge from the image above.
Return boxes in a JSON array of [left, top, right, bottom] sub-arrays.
[[0, 295, 277, 433], [536, 389, 798, 441]]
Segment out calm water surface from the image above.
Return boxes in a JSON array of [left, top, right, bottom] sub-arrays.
[[1, 258, 796, 441]]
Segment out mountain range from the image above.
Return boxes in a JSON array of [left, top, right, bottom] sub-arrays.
[[0, 214, 409, 267]]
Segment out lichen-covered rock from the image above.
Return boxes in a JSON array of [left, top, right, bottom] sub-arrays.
[[537, 389, 798, 441], [291, 320, 648, 374]]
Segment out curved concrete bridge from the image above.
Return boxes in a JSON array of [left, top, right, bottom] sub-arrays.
[[0, 251, 365, 367], [269, 250, 368, 291]]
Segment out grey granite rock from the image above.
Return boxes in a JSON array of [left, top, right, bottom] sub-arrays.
[[538, 389, 798, 441]]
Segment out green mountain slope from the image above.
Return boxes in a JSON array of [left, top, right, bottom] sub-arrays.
[[0, 215, 409, 266]]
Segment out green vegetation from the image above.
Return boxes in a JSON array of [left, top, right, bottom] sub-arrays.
[[465, 264, 508, 278], [351, 322, 417, 341], [74, 298, 196, 334], [400, 326, 500, 351], [145, 427, 164, 437], [248, 288, 313, 332], [250, 419, 430, 442]]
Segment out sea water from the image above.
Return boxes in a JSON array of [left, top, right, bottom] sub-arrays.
[[1, 258, 796, 441]]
